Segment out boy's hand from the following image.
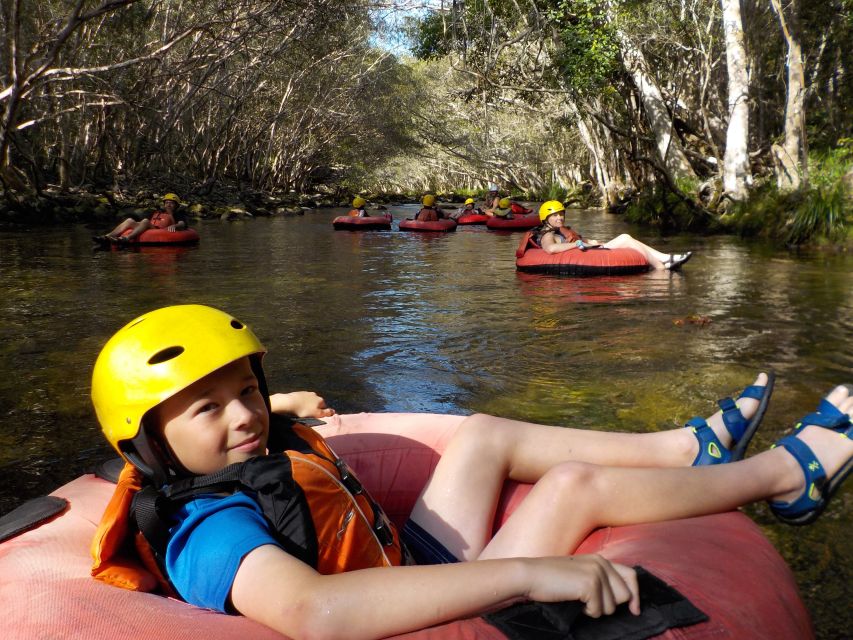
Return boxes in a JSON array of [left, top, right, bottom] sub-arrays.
[[270, 391, 336, 419], [525, 555, 639, 618]]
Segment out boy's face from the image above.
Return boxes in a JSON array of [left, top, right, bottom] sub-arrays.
[[153, 356, 269, 475]]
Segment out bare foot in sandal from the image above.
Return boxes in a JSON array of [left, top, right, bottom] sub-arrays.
[[768, 384, 853, 525]]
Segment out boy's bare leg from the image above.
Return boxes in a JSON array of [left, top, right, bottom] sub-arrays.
[[411, 374, 767, 552], [482, 386, 852, 558], [412, 376, 850, 562]]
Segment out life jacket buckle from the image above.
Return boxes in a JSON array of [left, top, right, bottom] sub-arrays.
[[335, 460, 364, 495], [372, 506, 394, 546]]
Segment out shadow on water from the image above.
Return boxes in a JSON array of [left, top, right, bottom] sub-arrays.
[[0, 207, 851, 638]]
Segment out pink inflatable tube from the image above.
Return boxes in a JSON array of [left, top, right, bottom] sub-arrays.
[[0, 413, 812, 640]]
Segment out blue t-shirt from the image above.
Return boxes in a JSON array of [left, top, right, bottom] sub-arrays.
[[166, 492, 279, 612]]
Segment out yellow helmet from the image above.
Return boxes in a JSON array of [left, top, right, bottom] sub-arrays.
[[163, 193, 181, 204], [538, 200, 566, 221], [91, 304, 267, 482], [422, 194, 436, 206], [499, 197, 511, 208], [352, 196, 366, 208], [464, 198, 475, 205]]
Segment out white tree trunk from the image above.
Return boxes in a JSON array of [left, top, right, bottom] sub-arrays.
[[615, 29, 696, 183], [568, 101, 621, 207], [720, 0, 751, 200], [770, 0, 807, 191]]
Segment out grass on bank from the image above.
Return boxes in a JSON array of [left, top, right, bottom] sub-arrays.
[[730, 143, 853, 246], [622, 143, 853, 245]]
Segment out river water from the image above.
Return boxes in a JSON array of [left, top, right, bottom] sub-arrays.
[[1, 206, 851, 637]]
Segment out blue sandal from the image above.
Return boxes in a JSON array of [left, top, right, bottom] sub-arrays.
[[689, 372, 776, 466], [769, 394, 853, 526]]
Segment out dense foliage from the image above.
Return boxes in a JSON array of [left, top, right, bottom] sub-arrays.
[[0, 0, 415, 198], [396, 0, 853, 241]]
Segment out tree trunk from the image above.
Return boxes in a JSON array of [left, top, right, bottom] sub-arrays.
[[614, 29, 697, 184], [770, 0, 807, 191], [569, 101, 620, 207], [720, 0, 751, 200]]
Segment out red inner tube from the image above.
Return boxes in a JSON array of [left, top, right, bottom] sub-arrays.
[[456, 213, 489, 225], [486, 215, 540, 231], [332, 215, 392, 230], [398, 218, 457, 232], [117, 228, 200, 245], [515, 232, 650, 275]]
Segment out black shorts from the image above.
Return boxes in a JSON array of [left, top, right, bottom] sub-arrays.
[[400, 519, 459, 565]]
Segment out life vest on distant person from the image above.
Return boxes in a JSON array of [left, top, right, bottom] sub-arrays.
[[416, 207, 440, 222], [348, 208, 366, 217], [149, 210, 175, 229], [91, 419, 408, 595]]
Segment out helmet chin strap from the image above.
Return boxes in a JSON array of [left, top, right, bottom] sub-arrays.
[[122, 426, 180, 487]]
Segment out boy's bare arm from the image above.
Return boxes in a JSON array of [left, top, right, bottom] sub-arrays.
[[231, 545, 639, 640], [269, 391, 335, 418]]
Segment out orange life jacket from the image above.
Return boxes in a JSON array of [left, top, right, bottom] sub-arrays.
[[416, 207, 439, 222], [516, 226, 582, 257], [149, 210, 175, 229], [347, 209, 364, 217], [91, 421, 406, 595]]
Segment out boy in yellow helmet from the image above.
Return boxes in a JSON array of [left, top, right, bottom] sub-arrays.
[[88, 304, 853, 639], [95, 193, 188, 244]]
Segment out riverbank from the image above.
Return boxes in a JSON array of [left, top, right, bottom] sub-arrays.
[[0, 184, 415, 229], [2, 180, 851, 250]]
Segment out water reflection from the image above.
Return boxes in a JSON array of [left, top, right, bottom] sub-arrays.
[[515, 268, 685, 304]]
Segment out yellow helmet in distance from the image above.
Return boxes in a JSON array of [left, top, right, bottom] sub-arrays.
[[499, 197, 511, 209], [91, 304, 267, 482], [163, 193, 181, 204], [464, 198, 475, 205], [352, 196, 366, 208], [538, 200, 566, 221], [422, 194, 436, 206]]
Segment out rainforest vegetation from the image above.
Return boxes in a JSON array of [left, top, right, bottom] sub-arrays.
[[1, 0, 851, 242]]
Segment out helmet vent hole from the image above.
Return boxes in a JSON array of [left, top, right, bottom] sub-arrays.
[[230, 320, 244, 330], [148, 346, 184, 365]]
